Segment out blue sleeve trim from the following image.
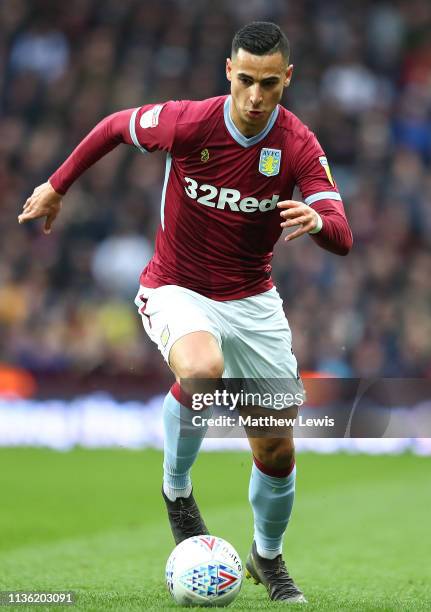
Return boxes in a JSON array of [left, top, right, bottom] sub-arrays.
[[304, 191, 341, 205], [129, 108, 148, 154]]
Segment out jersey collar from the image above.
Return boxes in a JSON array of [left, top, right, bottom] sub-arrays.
[[223, 95, 279, 148]]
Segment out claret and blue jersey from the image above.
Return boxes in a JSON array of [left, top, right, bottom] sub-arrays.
[[127, 95, 344, 300]]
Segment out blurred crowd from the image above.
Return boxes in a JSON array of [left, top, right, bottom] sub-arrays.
[[1, 0, 431, 382]]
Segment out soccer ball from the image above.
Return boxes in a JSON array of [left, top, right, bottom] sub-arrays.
[[165, 535, 243, 607]]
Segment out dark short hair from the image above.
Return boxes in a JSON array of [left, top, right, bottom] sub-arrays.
[[232, 22, 290, 63]]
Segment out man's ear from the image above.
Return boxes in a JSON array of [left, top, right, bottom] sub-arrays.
[[226, 57, 232, 82], [284, 64, 294, 88]]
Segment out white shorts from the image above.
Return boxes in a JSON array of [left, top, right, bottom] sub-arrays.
[[134, 284, 304, 405]]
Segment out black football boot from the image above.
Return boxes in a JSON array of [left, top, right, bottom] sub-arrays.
[[245, 541, 307, 603], [162, 488, 209, 544]]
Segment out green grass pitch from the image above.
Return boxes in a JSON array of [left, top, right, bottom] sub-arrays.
[[0, 448, 430, 610]]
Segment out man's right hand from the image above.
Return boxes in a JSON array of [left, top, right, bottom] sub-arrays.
[[18, 181, 63, 234]]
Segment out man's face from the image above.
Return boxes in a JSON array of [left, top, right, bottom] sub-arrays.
[[226, 49, 293, 137]]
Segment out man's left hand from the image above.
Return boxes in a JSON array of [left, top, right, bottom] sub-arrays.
[[277, 199, 320, 242]]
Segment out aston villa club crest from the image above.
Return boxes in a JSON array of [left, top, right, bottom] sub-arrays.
[[259, 148, 281, 177]]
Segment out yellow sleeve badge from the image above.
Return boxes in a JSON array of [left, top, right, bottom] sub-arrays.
[[319, 156, 335, 187]]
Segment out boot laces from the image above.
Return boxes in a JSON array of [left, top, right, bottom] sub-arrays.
[[170, 504, 205, 538], [263, 557, 300, 598]]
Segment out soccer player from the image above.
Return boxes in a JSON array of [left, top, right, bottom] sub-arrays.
[[19, 22, 352, 602]]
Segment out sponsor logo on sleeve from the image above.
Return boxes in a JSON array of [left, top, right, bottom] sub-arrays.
[[140, 104, 164, 129], [259, 148, 281, 177], [319, 156, 335, 186]]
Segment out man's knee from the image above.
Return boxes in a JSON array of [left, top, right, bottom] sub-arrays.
[[252, 438, 295, 471], [170, 331, 224, 380]]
